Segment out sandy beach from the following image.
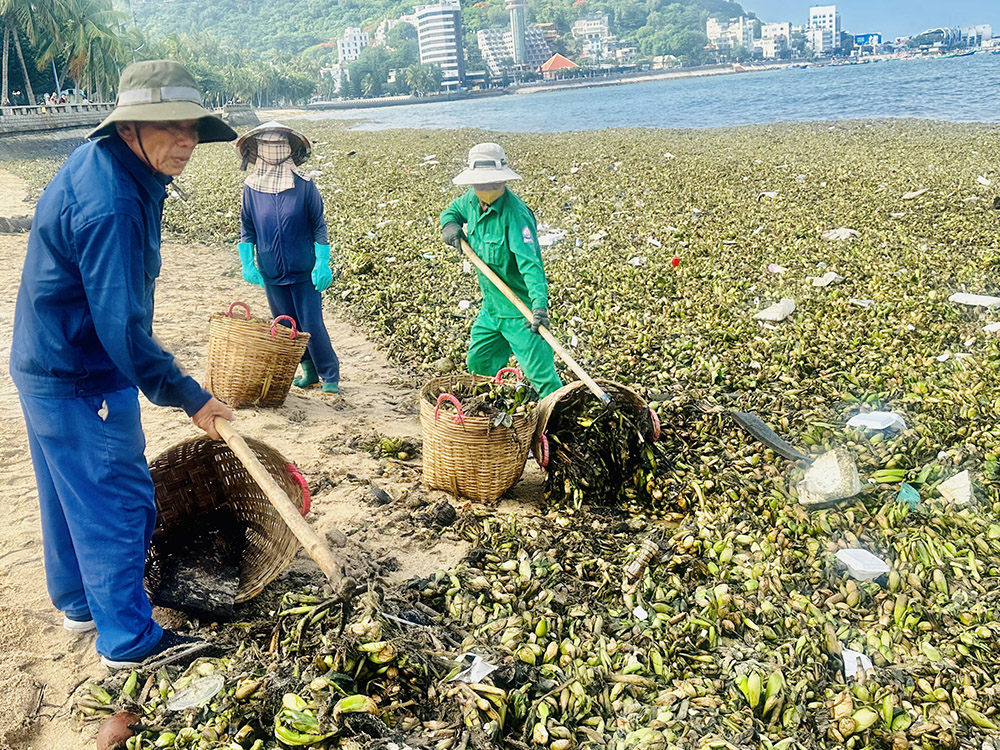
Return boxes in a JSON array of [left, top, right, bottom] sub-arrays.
[[0, 169, 542, 750]]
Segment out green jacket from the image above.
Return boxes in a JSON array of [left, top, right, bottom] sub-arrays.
[[441, 188, 549, 319]]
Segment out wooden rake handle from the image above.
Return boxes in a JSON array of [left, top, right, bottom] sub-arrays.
[[459, 240, 610, 404], [214, 418, 354, 598]]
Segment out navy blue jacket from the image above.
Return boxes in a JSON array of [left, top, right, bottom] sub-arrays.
[[240, 177, 328, 285], [9, 135, 211, 417]]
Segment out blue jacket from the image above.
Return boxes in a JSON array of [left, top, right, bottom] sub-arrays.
[[9, 135, 211, 417], [240, 177, 328, 285]]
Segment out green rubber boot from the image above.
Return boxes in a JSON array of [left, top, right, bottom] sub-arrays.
[[293, 360, 320, 389], [321, 381, 340, 394]]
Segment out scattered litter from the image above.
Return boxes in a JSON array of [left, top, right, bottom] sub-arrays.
[[462, 260, 472, 274], [963, 196, 980, 203], [840, 647, 874, 679], [977, 175, 991, 186], [767, 263, 787, 274], [754, 298, 796, 322], [949, 292, 1000, 308], [450, 653, 498, 684], [798, 449, 862, 508], [983, 322, 1000, 333], [458, 300, 471, 311], [757, 191, 780, 200], [663, 152, 675, 159], [570, 334, 578, 347], [938, 470, 973, 505], [632, 605, 648, 621], [752, 225, 764, 236], [835, 548, 891, 581], [537, 229, 567, 247], [628, 256, 646, 267], [901, 188, 929, 200], [796, 174, 806, 183], [849, 299, 876, 308], [647, 237, 662, 248], [846, 412, 907, 431], [166, 675, 225, 711], [570, 167, 579, 174], [812, 271, 845, 287], [897, 482, 920, 507], [589, 231, 607, 242], [890, 212, 906, 218], [821, 228, 860, 241]]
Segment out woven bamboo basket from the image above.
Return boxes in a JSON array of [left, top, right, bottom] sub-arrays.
[[145, 436, 311, 603], [205, 301, 311, 408], [531, 379, 659, 471], [419, 370, 537, 502]]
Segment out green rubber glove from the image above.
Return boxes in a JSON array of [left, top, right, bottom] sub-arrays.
[[237, 242, 264, 287], [312, 243, 333, 292]]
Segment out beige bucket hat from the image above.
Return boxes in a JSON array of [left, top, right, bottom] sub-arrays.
[[87, 60, 236, 143], [453, 143, 521, 185]]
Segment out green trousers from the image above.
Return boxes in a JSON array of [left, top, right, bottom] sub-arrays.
[[467, 311, 563, 398]]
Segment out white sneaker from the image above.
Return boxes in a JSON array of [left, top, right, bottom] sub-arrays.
[[63, 615, 96, 633]]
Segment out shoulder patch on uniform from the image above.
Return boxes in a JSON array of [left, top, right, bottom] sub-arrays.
[[522, 226, 534, 244]]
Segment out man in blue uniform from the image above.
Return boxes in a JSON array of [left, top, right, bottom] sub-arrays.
[[9, 60, 236, 669]]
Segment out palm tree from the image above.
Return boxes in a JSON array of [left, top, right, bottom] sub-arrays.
[[360, 72, 375, 97], [34, 0, 125, 98], [0, 0, 49, 104]]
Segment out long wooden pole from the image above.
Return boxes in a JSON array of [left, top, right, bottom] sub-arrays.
[[215, 418, 353, 597], [460, 239, 610, 403]]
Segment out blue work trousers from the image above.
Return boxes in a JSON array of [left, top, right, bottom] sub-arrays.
[[19, 387, 163, 661], [265, 281, 340, 383]]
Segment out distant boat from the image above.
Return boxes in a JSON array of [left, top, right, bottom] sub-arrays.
[[942, 50, 975, 58]]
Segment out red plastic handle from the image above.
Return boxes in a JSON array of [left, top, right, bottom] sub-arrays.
[[227, 301, 251, 320], [270, 315, 299, 339], [287, 463, 311, 516], [493, 367, 524, 384], [537, 433, 550, 468], [649, 408, 661, 442], [434, 393, 465, 424]]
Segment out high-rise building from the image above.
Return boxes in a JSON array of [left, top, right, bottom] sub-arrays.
[[477, 26, 551, 77], [337, 27, 370, 64], [414, 2, 465, 88], [507, 0, 527, 66], [808, 5, 841, 49]]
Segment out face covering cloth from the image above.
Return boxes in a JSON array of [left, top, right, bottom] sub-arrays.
[[245, 134, 303, 194]]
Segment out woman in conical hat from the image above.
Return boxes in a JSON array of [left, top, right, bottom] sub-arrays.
[[235, 121, 340, 394]]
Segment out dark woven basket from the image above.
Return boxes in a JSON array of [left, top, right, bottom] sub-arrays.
[[146, 436, 309, 604]]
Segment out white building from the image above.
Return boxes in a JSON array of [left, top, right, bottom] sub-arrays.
[[805, 26, 836, 55], [373, 18, 402, 46], [706, 16, 754, 52], [413, 2, 465, 88], [961, 24, 992, 46], [808, 5, 840, 49], [337, 27, 370, 64], [761, 22, 792, 41], [477, 26, 551, 77], [757, 37, 788, 59], [571, 14, 610, 40]]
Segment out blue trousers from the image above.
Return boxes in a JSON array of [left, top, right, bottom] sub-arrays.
[[265, 281, 340, 383], [19, 387, 162, 661]]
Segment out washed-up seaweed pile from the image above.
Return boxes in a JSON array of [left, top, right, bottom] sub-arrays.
[[79, 480, 1000, 749], [426, 378, 537, 425], [540, 386, 659, 508]]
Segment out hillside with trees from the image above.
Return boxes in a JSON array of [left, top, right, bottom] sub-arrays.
[[132, 0, 750, 66]]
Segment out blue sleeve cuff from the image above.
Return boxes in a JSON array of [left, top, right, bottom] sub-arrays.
[[178, 379, 212, 417]]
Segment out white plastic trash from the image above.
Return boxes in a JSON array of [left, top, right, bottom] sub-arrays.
[[166, 675, 225, 711], [754, 298, 795, 322], [835, 548, 890, 581], [821, 228, 860, 242], [841, 647, 873, 679], [937, 470, 973, 505], [812, 271, 845, 287], [846, 412, 907, 431], [983, 322, 1000, 333], [949, 293, 1000, 309], [849, 299, 876, 309], [901, 188, 929, 200]]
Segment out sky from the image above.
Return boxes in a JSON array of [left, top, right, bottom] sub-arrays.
[[742, 1, 996, 40]]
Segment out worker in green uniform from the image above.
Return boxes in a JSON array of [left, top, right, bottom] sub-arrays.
[[440, 143, 562, 398]]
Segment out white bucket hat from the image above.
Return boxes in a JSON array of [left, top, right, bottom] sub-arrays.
[[452, 143, 521, 186]]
